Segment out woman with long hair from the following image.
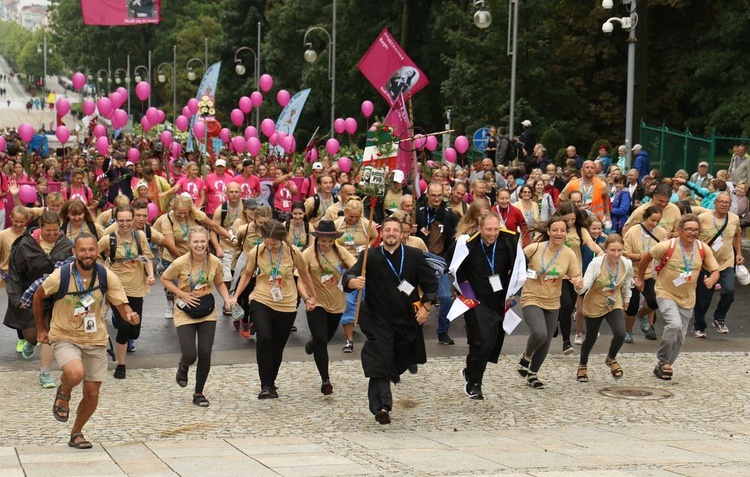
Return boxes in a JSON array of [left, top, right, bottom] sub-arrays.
[[161, 226, 231, 407], [513, 184, 540, 230], [454, 199, 491, 237], [231, 220, 317, 399], [284, 201, 310, 250], [59, 199, 103, 242]]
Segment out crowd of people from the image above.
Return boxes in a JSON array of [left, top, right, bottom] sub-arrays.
[[0, 122, 748, 444]]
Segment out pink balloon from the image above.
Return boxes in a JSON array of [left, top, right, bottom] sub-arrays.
[[282, 135, 295, 154], [55, 126, 70, 143], [260, 118, 275, 137], [277, 90, 290, 107], [116, 87, 127, 98], [247, 137, 261, 156], [141, 116, 152, 132], [113, 109, 128, 129], [230, 108, 244, 127], [425, 135, 438, 152], [175, 115, 189, 132], [306, 148, 318, 162], [337, 157, 351, 173], [146, 107, 159, 125], [269, 132, 278, 146], [361, 100, 374, 118], [187, 98, 199, 115], [135, 81, 151, 102], [419, 180, 428, 194], [93, 124, 106, 138], [193, 120, 205, 138], [171, 142, 182, 158], [160, 130, 173, 147], [231, 136, 246, 153], [18, 184, 37, 204], [82, 99, 96, 116], [219, 128, 231, 143], [103, 107, 115, 120], [181, 106, 191, 118], [277, 131, 287, 142], [72, 72, 85, 91], [109, 92, 123, 109], [18, 123, 35, 142], [244, 126, 257, 139], [97, 97, 113, 117], [413, 134, 427, 150], [96, 136, 109, 156], [454, 135, 469, 154], [56, 98, 70, 116], [250, 91, 263, 108], [128, 148, 141, 163], [147, 203, 158, 222], [238, 96, 252, 114], [0, 137, 5, 152], [444, 147, 457, 163], [345, 117, 357, 135], [326, 138, 340, 156], [259, 74, 274, 92], [156, 110, 166, 124], [334, 118, 346, 135], [427, 160, 436, 168]]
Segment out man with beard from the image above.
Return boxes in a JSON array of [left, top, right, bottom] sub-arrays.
[[33, 233, 138, 450], [344, 217, 437, 425]]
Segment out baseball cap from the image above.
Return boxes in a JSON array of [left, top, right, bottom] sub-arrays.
[[173, 159, 184, 167], [392, 170, 405, 183], [215, 159, 227, 167], [312, 162, 323, 171], [521, 120, 532, 127], [242, 158, 254, 167], [699, 161, 709, 167], [243, 198, 259, 209], [631, 144, 642, 152]]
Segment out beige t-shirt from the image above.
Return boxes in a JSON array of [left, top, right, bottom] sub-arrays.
[[0, 227, 23, 287], [513, 200, 540, 226], [651, 239, 719, 309], [301, 244, 356, 313], [383, 189, 403, 212], [582, 260, 628, 318], [334, 216, 377, 256], [154, 208, 208, 261], [65, 221, 104, 243], [697, 211, 740, 271], [304, 194, 337, 224], [406, 235, 428, 252], [233, 221, 263, 255], [212, 202, 243, 251], [242, 243, 307, 312], [285, 221, 310, 250], [43, 266, 128, 346], [623, 224, 666, 280], [97, 230, 154, 297], [564, 227, 593, 270], [626, 202, 681, 232], [324, 202, 346, 221], [521, 242, 581, 310], [103, 222, 168, 248], [161, 253, 223, 327], [95, 209, 117, 228]]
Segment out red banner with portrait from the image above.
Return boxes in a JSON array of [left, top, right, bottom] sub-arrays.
[[80, 0, 161, 26]]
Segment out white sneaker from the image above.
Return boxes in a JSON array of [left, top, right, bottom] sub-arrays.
[[165, 301, 174, 319], [573, 333, 584, 345]]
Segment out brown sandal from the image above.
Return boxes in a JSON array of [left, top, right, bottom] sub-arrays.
[[68, 432, 93, 449], [576, 364, 588, 383], [53, 385, 70, 422], [605, 357, 623, 379]]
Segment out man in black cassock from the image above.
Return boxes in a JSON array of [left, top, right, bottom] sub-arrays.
[[344, 216, 437, 425]]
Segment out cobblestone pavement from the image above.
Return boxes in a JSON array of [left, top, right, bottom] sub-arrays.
[[2, 351, 750, 476]]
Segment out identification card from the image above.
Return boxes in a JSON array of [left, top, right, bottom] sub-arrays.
[[712, 237, 723, 251], [74, 306, 87, 317], [356, 245, 366, 253], [271, 285, 283, 302], [526, 269, 537, 280], [489, 274, 503, 292], [344, 239, 355, 246], [80, 294, 95, 308], [282, 200, 290, 208], [420, 226, 430, 236], [175, 298, 186, 308], [673, 272, 689, 287], [321, 274, 333, 284], [606, 295, 616, 309], [544, 274, 557, 281], [397, 280, 415, 295], [83, 315, 97, 333]]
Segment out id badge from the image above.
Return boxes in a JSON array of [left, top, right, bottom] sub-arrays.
[[420, 226, 430, 236], [321, 273, 333, 284], [526, 269, 537, 280], [80, 294, 95, 308], [356, 245, 366, 253], [175, 298, 186, 308], [194, 283, 207, 293], [282, 200, 290, 208], [344, 239, 355, 246], [83, 315, 97, 333], [489, 274, 503, 292], [271, 285, 283, 302], [673, 273, 688, 287], [712, 237, 723, 251], [74, 306, 87, 317], [397, 280, 415, 295], [606, 295, 616, 308]]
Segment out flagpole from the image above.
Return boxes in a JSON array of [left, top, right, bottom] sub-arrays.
[[353, 204, 376, 326], [407, 96, 418, 197]]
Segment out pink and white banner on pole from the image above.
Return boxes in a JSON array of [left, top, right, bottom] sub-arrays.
[[357, 27, 429, 107], [80, 0, 161, 26]]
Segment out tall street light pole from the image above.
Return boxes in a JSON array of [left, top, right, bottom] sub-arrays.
[[303, 0, 336, 138], [157, 45, 178, 125], [507, 0, 519, 140], [234, 45, 260, 129], [36, 32, 49, 91]]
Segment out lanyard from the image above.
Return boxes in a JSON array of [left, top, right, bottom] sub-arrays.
[[188, 257, 206, 291], [712, 214, 728, 236], [68, 222, 85, 239], [495, 206, 508, 226], [176, 217, 190, 238], [72, 265, 96, 301], [118, 230, 136, 259], [267, 245, 283, 279], [381, 244, 404, 280], [345, 220, 359, 238], [640, 226, 654, 252], [539, 242, 562, 275], [317, 245, 342, 274], [605, 258, 620, 288], [581, 182, 593, 203], [480, 240, 497, 273], [291, 222, 305, 246], [426, 208, 436, 226], [318, 193, 332, 213], [678, 239, 694, 273]]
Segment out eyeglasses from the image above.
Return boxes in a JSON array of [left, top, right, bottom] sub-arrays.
[[681, 227, 700, 234]]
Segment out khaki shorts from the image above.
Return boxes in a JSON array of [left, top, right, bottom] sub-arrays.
[[52, 340, 108, 382]]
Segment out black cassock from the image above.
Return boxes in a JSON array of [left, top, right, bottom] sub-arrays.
[[343, 244, 437, 383]]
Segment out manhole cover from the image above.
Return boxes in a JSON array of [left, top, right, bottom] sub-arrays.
[[599, 386, 673, 401]]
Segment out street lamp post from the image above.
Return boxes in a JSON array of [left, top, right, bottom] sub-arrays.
[[234, 44, 260, 129], [186, 58, 205, 82], [507, 0, 520, 140], [303, 0, 336, 138], [36, 32, 51, 91], [157, 45, 178, 125], [114, 67, 129, 115], [602, 0, 638, 169], [96, 69, 108, 98]]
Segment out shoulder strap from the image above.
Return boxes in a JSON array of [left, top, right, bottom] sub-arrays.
[[311, 195, 321, 218], [707, 216, 729, 246], [220, 202, 229, 226], [145, 224, 152, 243], [109, 233, 116, 264], [640, 224, 660, 243], [135, 230, 144, 256], [656, 238, 677, 274], [696, 240, 706, 260], [304, 220, 309, 235], [55, 264, 72, 301], [97, 264, 108, 293]]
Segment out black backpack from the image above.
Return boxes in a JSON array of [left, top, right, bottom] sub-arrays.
[[108, 231, 145, 264], [500, 137, 514, 164], [55, 263, 108, 301], [309, 194, 340, 220]]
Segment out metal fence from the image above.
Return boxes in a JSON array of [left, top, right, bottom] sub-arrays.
[[640, 123, 750, 177]]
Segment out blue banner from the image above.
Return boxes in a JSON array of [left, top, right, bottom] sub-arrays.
[[272, 88, 311, 157], [187, 61, 222, 154]]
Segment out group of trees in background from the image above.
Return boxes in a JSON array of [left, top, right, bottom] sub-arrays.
[[0, 0, 748, 155]]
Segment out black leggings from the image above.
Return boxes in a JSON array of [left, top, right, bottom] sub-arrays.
[[113, 296, 144, 345], [558, 280, 577, 343], [626, 278, 657, 315], [251, 301, 297, 388], [176, 320, 216, 394], [306, 306, 342, 381], [579, 310, 626, 365]]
